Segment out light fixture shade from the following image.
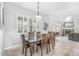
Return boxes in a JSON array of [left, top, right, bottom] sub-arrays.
[[65, 16, 73, 22], [36, 15, 41, 20]]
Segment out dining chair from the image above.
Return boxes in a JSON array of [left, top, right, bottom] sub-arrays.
[[36, 32, 41, 39], [42, 34, 49, 54], [21, 34, 32, 56], [48, 32, 52, 51], [48, 32, 55, 49], [28, 32, 35, 54], [52, 32, 55, 47], [35, 32, 43, 55], [36, 40, 43, 56]]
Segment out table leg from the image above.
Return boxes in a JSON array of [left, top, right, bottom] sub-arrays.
[[49, 43, 51, 52], [33, 44, 34, 54], [41, 45, 43, 56], [30, 46, 33, 56]]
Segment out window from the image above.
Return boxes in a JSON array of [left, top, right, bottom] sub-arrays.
[[17, 15, 28, 33]]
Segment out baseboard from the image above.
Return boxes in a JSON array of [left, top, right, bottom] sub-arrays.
[[4, 44, 22, 50]]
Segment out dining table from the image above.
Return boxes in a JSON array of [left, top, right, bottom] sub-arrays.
[[25, 36, 42, 56]]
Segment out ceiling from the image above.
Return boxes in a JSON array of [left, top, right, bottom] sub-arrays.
[[11, 2, 79, 17]]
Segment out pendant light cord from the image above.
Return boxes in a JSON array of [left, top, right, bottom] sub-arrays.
[[37, 2, 39, 16]]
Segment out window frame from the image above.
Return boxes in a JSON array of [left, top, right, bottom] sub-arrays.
[[16, 13, 28, 34]]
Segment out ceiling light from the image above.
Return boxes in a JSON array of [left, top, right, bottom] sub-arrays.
[[36, 2, 41, 21], [65, 16, 73, 22]]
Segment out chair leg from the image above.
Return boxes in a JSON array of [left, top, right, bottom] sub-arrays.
[[33, 44, 34, 54], [30, 47, 33, 56], [22, 47, 24, 54], [49, 43, 51, 52], [25, 48, 27, 56], [54, 40, 55, 46], [36, 46, 38, 52], [41, 46, 43, 56], [46, 45, 48, 54], [52, 41, 55, 49], [53, 38, 55, 46], [52, 43, 54, 49]]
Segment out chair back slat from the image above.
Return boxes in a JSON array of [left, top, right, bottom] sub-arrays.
[[21, 34, 29, 44], [28, 32, 35, 40], [41, 34, 49, 45], [37, 32, 41, 39], [21, 34, 25, 43]]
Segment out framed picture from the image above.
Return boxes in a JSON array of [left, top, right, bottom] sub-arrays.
[[43, 22, 48, 31]]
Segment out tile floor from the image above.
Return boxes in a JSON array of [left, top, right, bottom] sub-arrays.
[[3, 36, 79, 56]]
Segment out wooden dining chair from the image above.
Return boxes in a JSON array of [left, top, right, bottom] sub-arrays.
[[48, 32, 55, 49], [47, 32, 52, 51], [42, 34, 49, 54], [36, 33, 50, 55], [36, 32, 41, 39], [28, 32, 35, 54], [35, 32, 43, 55], [21, 34, 32, 56], [52, 32, 55, 47], [36, 40, 43, 56]]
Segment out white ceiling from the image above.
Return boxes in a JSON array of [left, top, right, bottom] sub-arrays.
[[11, 2, 79, 16]]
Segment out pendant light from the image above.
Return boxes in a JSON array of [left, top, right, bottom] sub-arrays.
[[36, 2, 41, 20]]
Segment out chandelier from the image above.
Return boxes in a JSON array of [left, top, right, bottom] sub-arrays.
[[36, 2, 41, 20]]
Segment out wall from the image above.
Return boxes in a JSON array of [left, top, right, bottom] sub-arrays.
[[49, 14, 62, 33], [41, 15, 50, 33], [0, 4, 1, 26], [73, 17, 79, 32], [0, 29, 3, 55], [3, 2, 49, 49], [0, 4, 2, 55]]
